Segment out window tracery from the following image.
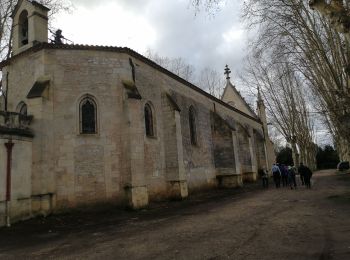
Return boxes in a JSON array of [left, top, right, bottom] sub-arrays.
[[189, 106, 197, 145], [80, 96, 97, 134], [144, 103, 154, 137]]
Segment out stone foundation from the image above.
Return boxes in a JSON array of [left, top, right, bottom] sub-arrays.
[[125, 185, 149, 209], [242, 172, 257, 183], [167, 180, 188, 200], [31, 193, 55, 216], [217, 174, 243, 188]]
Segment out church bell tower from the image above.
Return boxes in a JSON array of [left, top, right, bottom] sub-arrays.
[[11, 0, 49, 55]]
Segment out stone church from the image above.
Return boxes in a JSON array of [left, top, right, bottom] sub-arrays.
[[0, 0, 275, 226]]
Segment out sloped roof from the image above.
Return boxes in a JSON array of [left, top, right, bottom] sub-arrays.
[[31, 0, 50, 11], [221, 80, 258, 118], [0, 42, 262, 123], [27, 80, 50, 98]]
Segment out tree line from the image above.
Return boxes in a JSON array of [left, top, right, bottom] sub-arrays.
[[192, 0, 349, 166], [145, 48, 226, 98], [276, 145, 339, 169]]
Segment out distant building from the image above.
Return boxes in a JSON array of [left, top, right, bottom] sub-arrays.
[[0, 0, 275, 226]]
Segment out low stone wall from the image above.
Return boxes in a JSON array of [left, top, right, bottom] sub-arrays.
[[242, 172, 257, 183], [0, 111, 34, 227]]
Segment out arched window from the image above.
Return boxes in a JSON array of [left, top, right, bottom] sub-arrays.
[[16, 101, 27, 115], [80, 96, 97, 134], [19, 10, 29, 46], [189, 106, 197, 145], [144, 103, 154, 137]]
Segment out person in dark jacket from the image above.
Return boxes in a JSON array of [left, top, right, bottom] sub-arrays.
[[258, 167, 269, 188], [280, 164, 289, 187], [288, 165, 297, 189], [298, 163, 313, 188], [271, 164, 281, 188], [299, 167, 305, 186]]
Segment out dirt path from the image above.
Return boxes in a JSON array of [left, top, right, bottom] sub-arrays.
[[0, 170, 350, 259]]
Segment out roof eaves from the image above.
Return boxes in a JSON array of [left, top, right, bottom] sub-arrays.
[[11, 0, 50, 19], [228, 81, 258, 118], [27, 80, 50, 98], [31, 1, 50, 11], [0, 43, 262, 124]]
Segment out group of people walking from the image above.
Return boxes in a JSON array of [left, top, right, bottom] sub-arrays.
[[258, 163, 313, 189]]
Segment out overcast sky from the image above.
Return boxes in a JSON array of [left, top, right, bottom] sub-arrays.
[[52, 0, 246, 83]]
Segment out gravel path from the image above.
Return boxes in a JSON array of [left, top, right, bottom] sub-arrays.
[[0, 170, 349, 259]]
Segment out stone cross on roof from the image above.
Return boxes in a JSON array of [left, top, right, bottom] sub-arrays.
[[224, 65, 231, 80]]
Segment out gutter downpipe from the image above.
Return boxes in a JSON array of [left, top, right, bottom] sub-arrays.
[[4, 72, 9, 112], [5, 139, 14, 227]]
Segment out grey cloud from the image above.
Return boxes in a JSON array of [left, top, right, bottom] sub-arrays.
[[72, 0, 106, 7], [73, 0, 150, 10], [144, 0, 245, 79], [72, 0, 246, 79]]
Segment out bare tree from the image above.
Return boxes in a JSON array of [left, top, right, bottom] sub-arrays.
[[146, 49, 228, 98], [191, 0, 350, 161], [0, 0, 72, 61], [314, 93, 350, 161], [268, 126, 287, 153], [0, 0, 72, 106], [242, 0, 350, 161], [243, 55, 316, 168], [197, 67, 224, 98], [190, 0, 225, 14], [145, 48, 195, 83], [0, 0, 16, 61], [309, 0, 350, 40]]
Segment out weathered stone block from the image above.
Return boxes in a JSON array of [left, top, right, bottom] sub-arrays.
[[167, 180, 188, 200], [242, 172, 257, 183], [125, 185, 149, 209], [217, 174, 243, 188]]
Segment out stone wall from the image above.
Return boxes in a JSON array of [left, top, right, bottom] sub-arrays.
[[1, 46, 272, 219], [0, 111, 35, 225], [254, 130, 267, 170], [211, 112, 236, 170], [47, 50, 130, 208]]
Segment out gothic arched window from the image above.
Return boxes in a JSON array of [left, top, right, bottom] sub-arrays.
[[144, 103, 154, 137], [19, 10, 29, 46], [80, 96, 97, 134], [16, 101, 27, 115], [189, 106, 197, 145]]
